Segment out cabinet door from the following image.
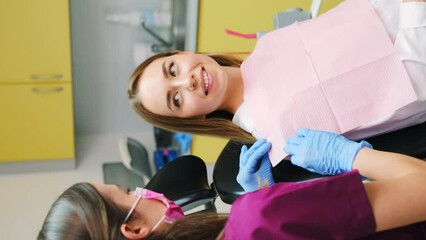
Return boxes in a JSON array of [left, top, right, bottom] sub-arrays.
[[0, 0, 72, 84], [0, 83, 75, 162]]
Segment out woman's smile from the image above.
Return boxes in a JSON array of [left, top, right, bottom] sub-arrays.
[[202, 67, 212, 96]]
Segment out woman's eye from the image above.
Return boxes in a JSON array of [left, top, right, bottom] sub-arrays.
[[126, 188, 130, 194], [173, 91, 180, 108], [169, 62, 176, 77]]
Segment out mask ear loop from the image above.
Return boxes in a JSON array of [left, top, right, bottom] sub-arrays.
[[151, 215, 166, 233], [123, 196, 142, 223]]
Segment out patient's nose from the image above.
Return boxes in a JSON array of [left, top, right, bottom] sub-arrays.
[[174, 73, 195, 91], [183, 73, 196, 91], [188, 75, 196, 90]]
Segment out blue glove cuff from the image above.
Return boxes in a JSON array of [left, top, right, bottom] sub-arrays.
[[257, 165, 275, 187], [358, 140, 373, 150], [267, 178, 275, 186], [343, 140, 373, 173]]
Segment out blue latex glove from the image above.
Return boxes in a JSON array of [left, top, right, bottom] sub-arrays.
[[284, 129, 372, 175], [237, 139, 275, 192]]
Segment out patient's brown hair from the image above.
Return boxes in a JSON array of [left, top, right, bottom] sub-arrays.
[[38, 182, 228, 240]]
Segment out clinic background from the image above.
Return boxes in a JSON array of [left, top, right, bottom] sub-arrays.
[[0, 0, 342, 239]]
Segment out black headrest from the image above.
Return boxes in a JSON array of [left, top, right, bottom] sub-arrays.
[[145, 155, 216, 207]]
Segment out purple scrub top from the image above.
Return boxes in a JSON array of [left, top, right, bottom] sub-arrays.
[[223, 170, 426, 240]]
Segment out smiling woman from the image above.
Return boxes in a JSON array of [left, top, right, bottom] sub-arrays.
[[128, 0, 426, 161], [128, 51, 255, 143], [136, 51, 241, 118]]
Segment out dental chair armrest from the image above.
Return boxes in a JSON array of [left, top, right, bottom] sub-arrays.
[[212, 141, 246, 205]]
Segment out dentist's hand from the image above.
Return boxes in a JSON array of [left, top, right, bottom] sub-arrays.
[[284, 129, 372, 175], [237, 139, 275, 192]]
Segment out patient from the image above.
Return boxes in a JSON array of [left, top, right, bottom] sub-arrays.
[[128, 0, 426, 164], [38, 129, 426, 239], [37, 181, 226, 240]]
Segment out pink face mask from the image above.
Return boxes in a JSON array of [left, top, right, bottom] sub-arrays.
[[123, 187, 184, 232]]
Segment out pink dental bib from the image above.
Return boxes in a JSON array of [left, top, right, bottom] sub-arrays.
[[241, 0, 417, 166]]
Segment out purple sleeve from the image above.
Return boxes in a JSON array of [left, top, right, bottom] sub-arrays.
[[223, 170, 376, 240]]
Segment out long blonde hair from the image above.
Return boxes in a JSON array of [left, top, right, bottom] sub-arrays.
[[128, 51, 255, 143]]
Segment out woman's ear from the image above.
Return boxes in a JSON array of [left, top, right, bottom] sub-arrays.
[[120, 222, 150, 240]]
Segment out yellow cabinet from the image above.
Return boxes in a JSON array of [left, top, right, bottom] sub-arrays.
[[0, 0, 74, 165], [0, 0, 72, 84], [0, 84, 75, 162], [191, 135, 229, 164]]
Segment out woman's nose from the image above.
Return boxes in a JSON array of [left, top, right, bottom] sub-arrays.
[[179, 73, 195, 91], [187, 74, 196, 90]]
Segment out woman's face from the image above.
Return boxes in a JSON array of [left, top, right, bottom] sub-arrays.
[[91, 183, 169, 233], [137, 52, 230, 118]]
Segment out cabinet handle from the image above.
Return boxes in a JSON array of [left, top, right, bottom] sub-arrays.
[[30, 74, 63, 81], [32, 87, 64, 93]]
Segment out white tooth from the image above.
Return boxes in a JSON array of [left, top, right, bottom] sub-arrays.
[[203, 70, 209, 90]]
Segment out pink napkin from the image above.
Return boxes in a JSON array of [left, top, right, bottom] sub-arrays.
[[241, 0, 416, 166]]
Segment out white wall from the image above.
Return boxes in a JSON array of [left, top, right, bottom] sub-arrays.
[[70, 0, 167, 137]]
